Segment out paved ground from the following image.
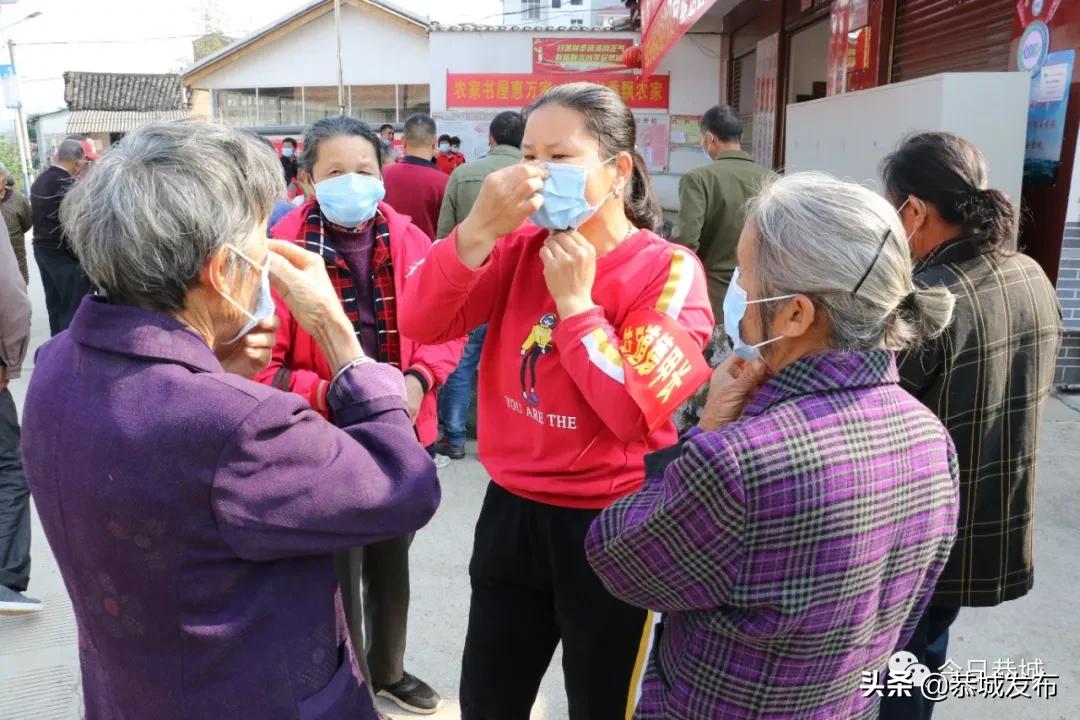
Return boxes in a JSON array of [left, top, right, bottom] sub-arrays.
[[1, 259, 1077, 719]]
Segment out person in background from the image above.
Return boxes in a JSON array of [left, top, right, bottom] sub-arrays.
[[379, 139, 398, 166], [673, 105, 771, 322], [0, 219, 35, 615], [32, 138, 96, 336], [588, 172, 960, 719], [379, 123, 396, 144], [0, 163, 32, 285], [435, 133, 463, 175], [878, 133, 1062, 720], [450, 136, 463, 157], [432, 110, 525, 460], [400, 82, 713, 720], [279, 137, 299, 186], [382, 114, 449, 241], [263, 115, 461, 716], [21, 120, 440, 719]]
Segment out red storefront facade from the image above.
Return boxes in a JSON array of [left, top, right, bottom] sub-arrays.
[[639, 0, 1080, 385]]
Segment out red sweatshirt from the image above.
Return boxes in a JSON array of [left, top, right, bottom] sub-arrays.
[[399, 224, 714, 509]]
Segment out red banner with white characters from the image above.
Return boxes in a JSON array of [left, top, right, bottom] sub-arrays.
[[446, 73, 670, 109], [618, 308, 711, 431], [532, 38, 635, 73], [640, 0, 718, 77]]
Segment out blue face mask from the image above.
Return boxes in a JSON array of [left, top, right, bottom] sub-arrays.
[[220, 245, 275, 344], [438, 142, 451, 153], [281, 146, 295, 158], [722, 267, 796, 362], [529, 156, 617, 232], [315, 173, 385, 228]]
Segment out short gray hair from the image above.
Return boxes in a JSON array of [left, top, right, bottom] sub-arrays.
[[56, 139, 85, 163], [60, 120, 282, 312], [747, 172, 955, 352]]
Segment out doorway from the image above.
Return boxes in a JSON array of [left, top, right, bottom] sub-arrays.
[[787, 19, 830, 104]]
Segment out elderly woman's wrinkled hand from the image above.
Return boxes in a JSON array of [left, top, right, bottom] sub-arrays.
[[697, 355, 772, 431], [216, 316, 280, 379]]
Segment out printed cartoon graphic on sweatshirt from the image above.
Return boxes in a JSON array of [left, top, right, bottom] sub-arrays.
[[520, 312, 557, 405]]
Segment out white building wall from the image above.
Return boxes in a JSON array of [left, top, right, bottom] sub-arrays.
[[429, 29, 723, 209], [190, 5, 429, 90]]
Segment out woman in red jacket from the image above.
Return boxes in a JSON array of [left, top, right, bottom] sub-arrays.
[[256, 115, 462, 716], [400, 83, 714, 719]]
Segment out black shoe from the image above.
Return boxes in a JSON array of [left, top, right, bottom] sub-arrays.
[[433, 439, 465, 460], [374, 672, 442, 715]]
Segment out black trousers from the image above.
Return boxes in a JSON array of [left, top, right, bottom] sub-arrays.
[[34, 244, 91, 336], [0, 389, 30, 592], [336, 533, 414, 689], [460, 482, 648, 720], [878, 605, 961, 720]]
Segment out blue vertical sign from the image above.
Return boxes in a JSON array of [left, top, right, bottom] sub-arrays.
[[0, 64, 20, 110], [1024, 49, 1075, 183]]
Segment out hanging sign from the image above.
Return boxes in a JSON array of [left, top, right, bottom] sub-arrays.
[[447, 73, 670, 110], [532, 38, 635, 74]]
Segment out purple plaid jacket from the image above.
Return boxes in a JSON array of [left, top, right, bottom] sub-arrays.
[[587, 350, 959, 719]]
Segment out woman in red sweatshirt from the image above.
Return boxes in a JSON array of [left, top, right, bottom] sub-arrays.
[[255, 116, 463, 716], [399, 83, 714, 719]]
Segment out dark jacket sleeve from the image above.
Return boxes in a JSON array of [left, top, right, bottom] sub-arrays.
[[211, 363, 441, 561]]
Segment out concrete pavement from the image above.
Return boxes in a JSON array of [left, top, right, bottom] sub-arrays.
[[1, 257, 1077, 719]]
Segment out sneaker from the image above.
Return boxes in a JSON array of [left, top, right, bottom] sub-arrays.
[[0, 585, 43, 615], [374, 672, 442, 715], [433, 439, 465, 460], [433, 454, 452, 469]]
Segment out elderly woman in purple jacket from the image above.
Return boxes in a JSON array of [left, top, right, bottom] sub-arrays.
[[587, 173, 961, 719], [20, 120, 440, 720]]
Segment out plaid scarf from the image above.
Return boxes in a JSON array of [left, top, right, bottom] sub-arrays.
[[301, 204, 401, 367]]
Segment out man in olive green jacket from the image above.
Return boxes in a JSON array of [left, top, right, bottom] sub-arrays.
[[433, 111, 524, 459], [436, 112, 525, 240], [673, 105, 772, 322]]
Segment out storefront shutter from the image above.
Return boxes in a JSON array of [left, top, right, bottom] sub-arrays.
[[891, 0, 1015, 82], [731, 52, 757, 153]]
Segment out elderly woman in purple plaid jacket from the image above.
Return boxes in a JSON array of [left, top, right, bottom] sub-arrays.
[[586, 172, 961, 720]]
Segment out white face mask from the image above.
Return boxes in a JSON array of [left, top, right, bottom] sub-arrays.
[[722, 267, 796, 362], [218, 245, 275, 343]]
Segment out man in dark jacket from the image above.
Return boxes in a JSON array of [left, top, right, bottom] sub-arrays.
[[672, 105, 771, 322], [32, 138, 94, 335], [382, 114, 448, 241]]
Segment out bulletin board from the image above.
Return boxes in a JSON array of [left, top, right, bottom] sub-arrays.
[[635, 114, 670, 173], [669, 115, 703, 146]]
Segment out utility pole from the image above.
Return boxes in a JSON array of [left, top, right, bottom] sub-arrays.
[[335, 0, 345, 115], [7, 38, 32, 191]]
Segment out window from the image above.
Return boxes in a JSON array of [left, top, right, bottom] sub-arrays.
[[215, 89, 258, 126], [350, 85, 397, 123], [552, 0, 561, 6], [570, 0, 583, 5], [570, 18, 584, 25], [524, 0, 541, 20], [258, 87, 303, 126], [304, 87, 342, 123], [401, 84, 431, 117]]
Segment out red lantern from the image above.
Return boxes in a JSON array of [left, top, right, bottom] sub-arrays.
[[621, 45, 643, 69]]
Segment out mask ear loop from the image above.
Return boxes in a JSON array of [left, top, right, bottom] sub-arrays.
[[215, 245, 267, 322]]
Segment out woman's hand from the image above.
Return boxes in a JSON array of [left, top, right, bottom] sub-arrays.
[[697, 355, 772, 431], [457, 163, 547, 268], [404, 375, 425, 424], [217, 316, 279, 379], [540, 230, 597, 319], [269, 239, 364, 372]]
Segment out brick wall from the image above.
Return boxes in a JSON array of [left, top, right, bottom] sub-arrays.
[[1055, 221, 1080, 387]]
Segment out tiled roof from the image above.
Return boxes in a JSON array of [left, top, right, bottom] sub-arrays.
[[63, 72, 188, 112]]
